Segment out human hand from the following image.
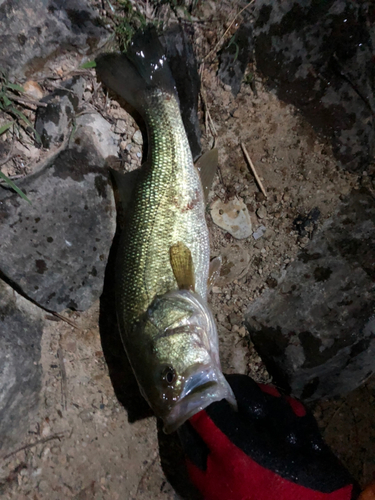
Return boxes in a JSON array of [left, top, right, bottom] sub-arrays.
[[178, 374, 360, 500]]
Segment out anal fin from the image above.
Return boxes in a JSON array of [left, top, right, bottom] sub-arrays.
[[195, 148, 218, 203], [170, 242, 195, 292]]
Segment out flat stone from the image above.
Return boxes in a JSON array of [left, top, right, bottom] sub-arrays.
[[0, 279, 43, 450], [246, 189, 375, 401], [210, 198, 252, 239], [0, 132, 116, 311], [0, 0, 111, 80]]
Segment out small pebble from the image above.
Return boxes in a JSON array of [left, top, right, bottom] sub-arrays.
[[83, 91, 92, 101], [257, 206, 267, 219], [132, 130, 143, 145], [238, 326, 247, 338], [114, 119, 127, 134], [253, 225, 266, 240], [23, 80, 44, 100], [255, 192, 266, 202]]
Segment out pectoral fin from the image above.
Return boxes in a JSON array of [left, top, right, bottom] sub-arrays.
[[207, 256, 222, 291], [170, 242, 195, 291], [195, 148, 218, 203]]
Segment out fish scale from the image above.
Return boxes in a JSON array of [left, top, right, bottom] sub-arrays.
[[116, 89, 210, 338]]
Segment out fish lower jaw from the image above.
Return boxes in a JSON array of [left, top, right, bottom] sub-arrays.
[[161, 376, 236, 434]]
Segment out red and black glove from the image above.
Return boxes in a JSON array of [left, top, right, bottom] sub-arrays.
[[178, 374, 360, 500]]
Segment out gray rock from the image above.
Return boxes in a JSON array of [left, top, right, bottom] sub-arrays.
[[35, 77, 85, 148], [0, 0, 110, 80], [218, 23, 254, 96], [0, 279, 43, 450], [253, 0, 374, 172], [245, 189, 375, 401], [0, 131, 116, 311], [74, 112, 119, 158]]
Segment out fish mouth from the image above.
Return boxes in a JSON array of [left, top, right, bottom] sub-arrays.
[[162, 365, 236, 434]]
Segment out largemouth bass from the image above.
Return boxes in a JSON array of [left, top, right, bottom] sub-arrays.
[[96, 29, 235, 433]]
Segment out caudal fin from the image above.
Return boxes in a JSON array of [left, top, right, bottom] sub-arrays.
[[95, 27, 177, 113]]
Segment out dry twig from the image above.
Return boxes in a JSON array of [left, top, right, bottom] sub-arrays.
[[135, 454, 158, 498], [52, 311, 81, 330], [2, 432, 67, 461], [10, 95, 47, 109], [57, 347, 68, 411], [199, 65, 217, 141], [241, 142, 267, 198]]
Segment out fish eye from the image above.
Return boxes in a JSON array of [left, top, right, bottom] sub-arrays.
[[161, 366, 176, 385]]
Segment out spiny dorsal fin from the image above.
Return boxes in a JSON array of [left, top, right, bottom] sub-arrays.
[[195, 148, 218, 203], [170, 242, 195, 292], [207, 256, 222, 291]]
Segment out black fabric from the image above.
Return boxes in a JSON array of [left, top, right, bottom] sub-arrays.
[[178, 420, 210, 472], [179, 374, 361, 497]]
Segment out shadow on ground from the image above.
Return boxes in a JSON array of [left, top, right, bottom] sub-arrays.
[[157, 420, 202, 500], [98, 221, 152, 423]]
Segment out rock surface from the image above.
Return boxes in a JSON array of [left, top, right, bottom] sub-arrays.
[[253, 0, 375, 172], [246, 189, 375, 401], [0, 0, 110, 79], [218, 22, 254, 96], [0, 129, 116, 311], [35, 76, 85, 148], [0, 279, 43, 451]]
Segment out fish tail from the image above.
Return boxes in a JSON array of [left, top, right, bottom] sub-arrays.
[[95, 27, 177, 113]]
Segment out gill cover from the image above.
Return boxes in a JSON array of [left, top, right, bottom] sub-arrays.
[[144, 290, 237, 433]]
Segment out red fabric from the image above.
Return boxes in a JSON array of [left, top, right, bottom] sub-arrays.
[[258, 384, 281, 397], [188, 411, 353, 500], [285, 395, 307, 417]]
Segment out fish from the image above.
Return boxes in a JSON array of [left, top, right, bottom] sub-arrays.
[[96, 28, 236, 433]]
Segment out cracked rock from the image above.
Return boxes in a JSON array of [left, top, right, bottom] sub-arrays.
[[246, 189, 375, 401], [0, 130, 116, 312], [0, 279, 43, 450]]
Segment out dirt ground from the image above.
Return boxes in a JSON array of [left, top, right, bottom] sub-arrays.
[[1, 1, 375, 498]]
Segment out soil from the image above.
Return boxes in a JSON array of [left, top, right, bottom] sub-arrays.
[[1, 1, 374, 498]]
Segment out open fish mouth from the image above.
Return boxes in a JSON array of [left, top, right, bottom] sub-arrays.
[[162, 365, 236, 434]]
